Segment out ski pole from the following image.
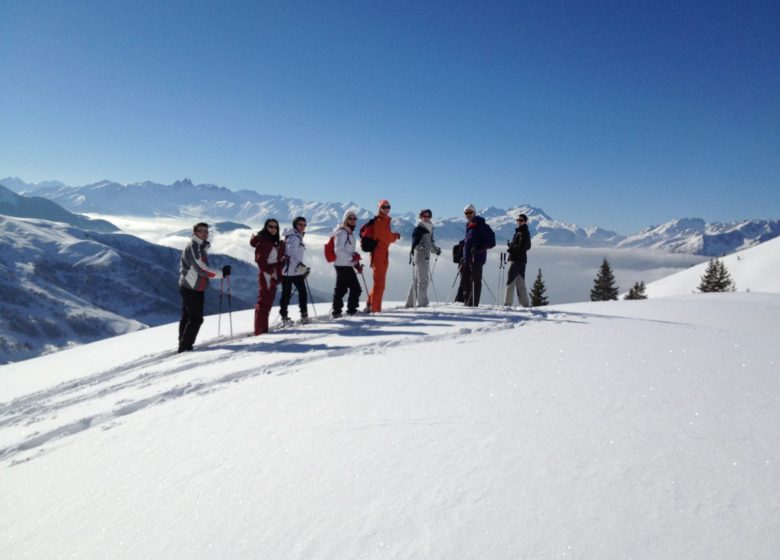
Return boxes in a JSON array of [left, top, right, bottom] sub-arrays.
[[411, 256, 418, 308], [482, 276, 497, 304], [227, 275, 233, 339], [305, 277, 318, 319], [449, 270, 460, 303], [358, 267, 370, 305], [498, 252, 506, 306], [218, 278, 223, 336], [429, 263, 440, 306]]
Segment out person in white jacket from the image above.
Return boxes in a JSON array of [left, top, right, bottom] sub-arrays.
[[279, 217, 310, 323], [331, 209, 363, 317]]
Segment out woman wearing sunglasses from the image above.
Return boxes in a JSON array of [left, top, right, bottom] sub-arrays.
[[405, 209, 441, 308], [250, 219, 285, 335]]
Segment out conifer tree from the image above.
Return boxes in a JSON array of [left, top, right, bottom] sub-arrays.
[[590, 258, 619, 301], [624, 281, 647, 300], [530, 268, 549, 306], [697, 258, 736, 292]]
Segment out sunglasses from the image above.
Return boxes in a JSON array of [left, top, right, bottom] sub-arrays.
[[267, 225, 278, 229], [380, 205, 391, 210], [464, 211, 474, 215], [422, 214, 432, 218], [347, 216, 357, 220], [195, 228, 209, 233]]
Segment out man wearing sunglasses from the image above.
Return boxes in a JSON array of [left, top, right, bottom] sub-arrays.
[[178, 222, 231, 352], [459, 204, 496, 307], [363, 199, 401, 313]]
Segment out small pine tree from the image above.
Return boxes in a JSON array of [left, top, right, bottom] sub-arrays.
[[697, 258, 736, 292], [530, 268, 549, 306], [624, 281, 647, 300], [590, 258, 619, 301]]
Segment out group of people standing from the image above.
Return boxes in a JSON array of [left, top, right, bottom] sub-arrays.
[[176, 202, 532, 352]]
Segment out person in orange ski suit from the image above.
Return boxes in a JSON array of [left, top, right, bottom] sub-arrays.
[[365, 199, 400, 312]]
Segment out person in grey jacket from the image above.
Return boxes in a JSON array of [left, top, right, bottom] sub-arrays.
[[405, 209, 441, 307], [279, 216, 310, 323], [178, 222, 229, 352]]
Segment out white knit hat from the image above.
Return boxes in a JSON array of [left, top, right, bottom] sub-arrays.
[[463, 203, 476, 213], [342, 209, 358, 224]]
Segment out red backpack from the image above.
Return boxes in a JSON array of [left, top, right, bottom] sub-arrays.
[[324, 235, 337, 262]]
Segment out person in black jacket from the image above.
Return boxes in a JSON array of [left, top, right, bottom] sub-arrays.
[[503, 213, 531, 307]]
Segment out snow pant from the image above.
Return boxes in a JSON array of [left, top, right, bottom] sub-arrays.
[[460, 260, 483, 307], [279, 275, 308, 319], [504, 258, 530, 307], [178, 286, 204, 351], [254, 270, 279, 335], [366, 246, 389, 312], [333, 266, 361, 315], [405, 251, 430, 307]]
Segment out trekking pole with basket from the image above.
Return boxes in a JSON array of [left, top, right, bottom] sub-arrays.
[[429, 255, 440, 306], [410, 251, 418, 308], [218, 278, 224, 336], [304, 277, 318, 319], [226, 275, 233, 339]]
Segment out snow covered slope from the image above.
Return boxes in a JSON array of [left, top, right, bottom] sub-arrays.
[[0, 216, 258, 364], [1, 296, 778, 559], [644, 235, 780, 298]]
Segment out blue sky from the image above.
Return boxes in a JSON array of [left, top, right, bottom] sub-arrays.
[[1, 0, 778, 233]]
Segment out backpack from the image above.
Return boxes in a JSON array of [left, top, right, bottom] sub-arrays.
[[324, 236, 337, 263], [482, 222, 496, 249], [452, 240, 464, 263], [359, 217, 378, 253]]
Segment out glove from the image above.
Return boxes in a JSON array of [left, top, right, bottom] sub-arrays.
[[351, 252, 362, 263], [295, 263, 311, 276], [432, 246, 442, 256], [355, 263, 364, 273], [222, 265, 232, 277], [394, 232, 401, 241]]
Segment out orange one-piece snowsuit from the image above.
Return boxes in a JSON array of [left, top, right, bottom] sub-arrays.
[[365, 212, 399, 312]]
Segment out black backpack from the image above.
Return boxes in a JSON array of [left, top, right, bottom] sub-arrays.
[[452, 240, 464, 263], [359, 217, 378, 253]]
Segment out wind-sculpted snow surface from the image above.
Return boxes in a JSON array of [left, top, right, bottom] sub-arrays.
[[0, 296, 778, 559]]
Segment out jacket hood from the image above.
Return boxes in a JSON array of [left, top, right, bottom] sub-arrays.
[[417, 220, 433, 232]]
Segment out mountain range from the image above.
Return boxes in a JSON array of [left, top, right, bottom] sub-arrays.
[[3, 177, 778, 256]]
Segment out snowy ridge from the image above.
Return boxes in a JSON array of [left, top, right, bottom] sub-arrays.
[[618, 217, 780, 255], [644, 235, 780, 298], [8, 176, 778, 254], [0, 183, 118, 232], [0, 297, 778, 559]]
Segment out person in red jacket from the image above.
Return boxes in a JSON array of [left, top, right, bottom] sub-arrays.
[[364, 199, 400, 313], [250, 219, 285, 335]]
